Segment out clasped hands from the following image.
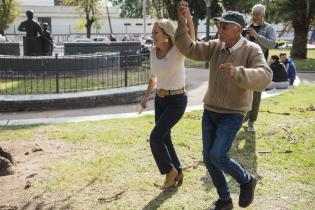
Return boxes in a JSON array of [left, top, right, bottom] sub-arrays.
[[177, 1, 191, 21]]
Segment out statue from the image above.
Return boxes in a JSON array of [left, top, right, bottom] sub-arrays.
[[18, 10, 45, 56], [42, 23, 53, 55]]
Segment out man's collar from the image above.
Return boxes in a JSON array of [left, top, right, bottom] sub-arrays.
[[250, 21, 266, 27], [221, 36, 244, 53]]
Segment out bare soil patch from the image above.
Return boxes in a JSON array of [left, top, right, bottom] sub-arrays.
[[0, 139, 80, 209]]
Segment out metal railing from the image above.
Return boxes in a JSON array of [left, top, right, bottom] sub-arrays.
[[0, 53, 150, 95]]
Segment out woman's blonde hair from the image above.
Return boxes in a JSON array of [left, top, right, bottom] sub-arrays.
[[154, 19, 176, 44]]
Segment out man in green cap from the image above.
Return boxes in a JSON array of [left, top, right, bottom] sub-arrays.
[[176, 2, 272, 210]]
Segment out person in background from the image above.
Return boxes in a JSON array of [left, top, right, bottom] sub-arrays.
[[0, 34, 5, 42], [280, 52, 296, 86], [265, 55, 288, 90], [122, 36, 127, 41], [176, 1, 272, 209], [140, 3, 195, 190], [243, 4, 277, 132]]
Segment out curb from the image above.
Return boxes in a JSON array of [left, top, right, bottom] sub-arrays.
[[0, 85, 148, 112]]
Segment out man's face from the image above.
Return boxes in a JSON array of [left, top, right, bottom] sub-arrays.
[[280, 55, 287, 63], [252, 11, 264, 24], [218, 22, 241, 44]]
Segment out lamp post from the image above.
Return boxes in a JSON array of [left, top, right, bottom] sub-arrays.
[[143, 0, 146, 38], [106, 4, 113, 34], [124, 23, 131, 34], [205, 0, 213, 68]]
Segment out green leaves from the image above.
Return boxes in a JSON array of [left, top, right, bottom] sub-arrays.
[[111, 0, 143, 18], [62, 0, 102, 38], [0, 0, 19, 34]]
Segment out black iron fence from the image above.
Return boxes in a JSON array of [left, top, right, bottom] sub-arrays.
[[0, 53, 150, 95]]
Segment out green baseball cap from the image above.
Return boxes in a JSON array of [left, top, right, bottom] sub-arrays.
[[214, 11, 246, 28]]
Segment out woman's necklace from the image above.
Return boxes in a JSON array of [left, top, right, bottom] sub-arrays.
[[156, 48, 167, 59], [156, 44, 173, 60]]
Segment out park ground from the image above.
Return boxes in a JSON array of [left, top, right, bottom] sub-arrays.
[[0, 82, 314, 209]]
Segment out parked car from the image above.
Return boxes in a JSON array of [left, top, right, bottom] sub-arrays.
[[141, 38, 153, 51], [143, 38, 153, 45], [72, 38, 93, 43], [91, 36, 111, 42], [278, 43, 292, 49]]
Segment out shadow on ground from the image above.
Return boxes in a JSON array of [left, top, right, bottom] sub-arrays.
[[142, 188, 178, 210]]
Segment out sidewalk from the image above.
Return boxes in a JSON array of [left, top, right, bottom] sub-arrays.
[[0, 69, 310, 126]]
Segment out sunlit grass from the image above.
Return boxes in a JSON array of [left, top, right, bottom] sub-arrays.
[[0, 84, 314, 209]]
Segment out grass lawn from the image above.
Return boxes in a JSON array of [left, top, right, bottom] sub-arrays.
[[0, 70, 149, 94], [0, 84, 314, 209], [185, 49, 315, 72]]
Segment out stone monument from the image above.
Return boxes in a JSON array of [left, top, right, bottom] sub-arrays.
[[18, 10, 45, 56], [42, 22, 53, 55]]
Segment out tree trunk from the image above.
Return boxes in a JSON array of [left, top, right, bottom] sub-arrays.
[[85, 20, 93, 38], [85, 7, 94, 39], [291, 19, 309, 59]]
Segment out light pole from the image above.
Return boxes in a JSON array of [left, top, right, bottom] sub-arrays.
[[106, 4, 113, 34], [205, 0, 213, 69], [124, 23, 131, 34], [143, 0, 146, 38]]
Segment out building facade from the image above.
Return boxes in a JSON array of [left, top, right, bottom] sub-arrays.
[[5, 0, 154, 40], [5, 0, 291, 43]]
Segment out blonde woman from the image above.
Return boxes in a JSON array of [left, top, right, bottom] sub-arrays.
[[140, 6, 195, 189]]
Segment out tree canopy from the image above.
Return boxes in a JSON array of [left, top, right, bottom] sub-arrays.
[[0, 0, 19, 35], [110, 0, 220, 36], [63, 0, 102, 38], [267, 0, 315, 59], [111, 0, 143, 18], [111, 0, 314, 58]]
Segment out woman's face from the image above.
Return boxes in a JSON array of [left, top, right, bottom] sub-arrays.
[[152, 24, 169, 48]]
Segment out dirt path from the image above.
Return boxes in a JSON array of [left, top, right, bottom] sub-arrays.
[[0, 139, 81, 209]]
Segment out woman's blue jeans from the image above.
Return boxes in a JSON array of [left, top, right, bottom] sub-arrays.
[[150, 93, 187, 175], [202, 110, 251, 200]]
